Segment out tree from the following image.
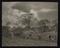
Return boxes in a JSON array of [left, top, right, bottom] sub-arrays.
[[6, 21, 11, 26], [2, 26, 11, 38], [18, 13, 33, 30], [50, 19, 58, 32], [38, 19, 50, 32]]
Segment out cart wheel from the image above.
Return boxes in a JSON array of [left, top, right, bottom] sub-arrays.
[[49, 35, 56, 41]]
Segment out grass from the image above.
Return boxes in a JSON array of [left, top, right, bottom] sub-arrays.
[[2, 31, 57, 46]]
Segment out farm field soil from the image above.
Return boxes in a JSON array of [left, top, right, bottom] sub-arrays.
[[2, 37, 57, 46]]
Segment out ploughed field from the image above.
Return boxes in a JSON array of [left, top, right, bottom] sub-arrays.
[[2, 32, 57, 46], [2, 26, 57, 46]]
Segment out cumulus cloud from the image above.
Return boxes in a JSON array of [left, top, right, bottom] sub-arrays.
[[39, 8, 57, 12]]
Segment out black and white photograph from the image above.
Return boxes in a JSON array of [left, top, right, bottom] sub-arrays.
[[2, 2, 58, 46]]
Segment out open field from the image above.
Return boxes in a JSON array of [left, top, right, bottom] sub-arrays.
[[2, 36, 57, 46]]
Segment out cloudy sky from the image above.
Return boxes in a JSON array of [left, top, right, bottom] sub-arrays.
[[2, 2, 58, 26]]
